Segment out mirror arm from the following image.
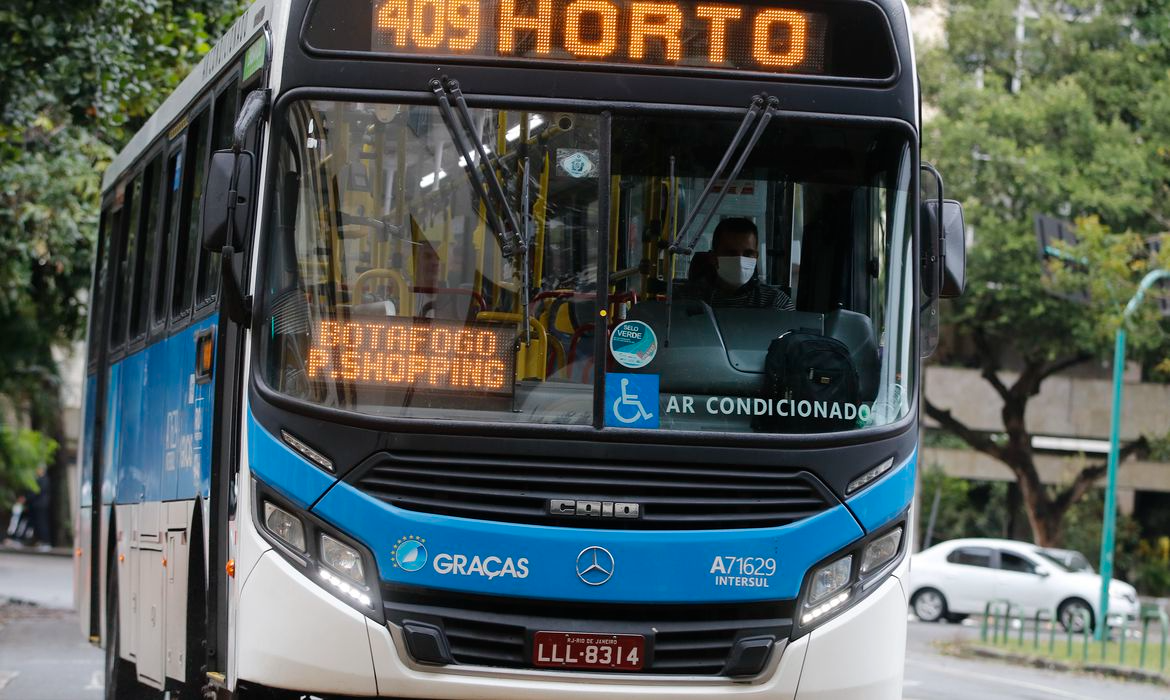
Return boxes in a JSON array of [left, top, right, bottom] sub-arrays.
[[220, 244, 253, 327], [233, 89, 271, 153], [921, 162, 945, 274], [216, 89, 269, 329]]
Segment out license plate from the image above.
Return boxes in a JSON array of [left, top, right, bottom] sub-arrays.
[[532, 631, 646, 671]]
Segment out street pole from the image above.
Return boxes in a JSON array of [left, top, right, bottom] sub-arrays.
[[1096, 268, 1170, 641]]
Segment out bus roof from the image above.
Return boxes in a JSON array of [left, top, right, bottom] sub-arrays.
[[101, 0, 280, 193]]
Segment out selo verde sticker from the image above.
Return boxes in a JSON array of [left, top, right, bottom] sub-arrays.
[[610, 320, 658, 369]]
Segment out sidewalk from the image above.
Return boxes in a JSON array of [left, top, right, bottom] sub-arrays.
[[0, 550, 75, 609], [0, 543, 72, 558]]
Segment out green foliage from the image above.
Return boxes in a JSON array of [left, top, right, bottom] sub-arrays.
[[0, 426, 56, 510], [918, 469, 1170, 595], [917, 466, 1011, 544], [1149, 432, 1170, 463], [0, 0, 242, 527], [923, 1, 1170, 369], [921, 429, 972, 450], [1060, 490, 1170, 596], [922, 1, 1170, 547]]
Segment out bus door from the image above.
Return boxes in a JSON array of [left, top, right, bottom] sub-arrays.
[[204, 40, 270, 679]]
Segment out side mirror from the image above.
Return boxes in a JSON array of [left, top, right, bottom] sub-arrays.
[[1035, 566, 1051, 578], [201, 150, 255, 252], [940, 199, 966, 298]]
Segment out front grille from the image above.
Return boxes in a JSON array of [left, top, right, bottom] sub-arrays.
[[353, 451, 835, 529], [384, 586, 793, 675]]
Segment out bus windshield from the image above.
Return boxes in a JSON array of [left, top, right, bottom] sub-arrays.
[[261, 99, 916, 434]]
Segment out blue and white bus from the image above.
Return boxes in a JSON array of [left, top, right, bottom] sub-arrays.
[[75, 0, 966, 697]]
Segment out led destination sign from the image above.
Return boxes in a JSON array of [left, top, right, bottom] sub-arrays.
[[370, 0, 827, 73], [305, 0, 899, 79], [306, 319, 517, 396]]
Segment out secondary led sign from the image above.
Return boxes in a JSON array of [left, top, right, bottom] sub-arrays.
[[306, 319, 516, 396], [368, 0, 827, 74]]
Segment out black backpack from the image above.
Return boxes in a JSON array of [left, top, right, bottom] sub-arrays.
[[754, 330, 860, 433]]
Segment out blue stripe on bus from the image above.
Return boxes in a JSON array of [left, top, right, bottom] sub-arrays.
[[844, 452, 916, 533], [310, 477, 866, 604], [248, 413, 336, 510], [80, 374, 97, 509], [105, 319, 217, 506]]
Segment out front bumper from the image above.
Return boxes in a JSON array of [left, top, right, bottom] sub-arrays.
[[236, 550, 909, 699]]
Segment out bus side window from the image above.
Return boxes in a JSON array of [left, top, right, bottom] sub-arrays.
[[153, 149, 183, 329], [196, 78, 241, 310], [129, 155, 163, 341], [88, 207, 115, 362], [172, 109, 211, 321], [110, 174, 144, 350]]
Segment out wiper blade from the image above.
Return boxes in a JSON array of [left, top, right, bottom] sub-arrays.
[[430, 76, 536, 347], [668, 94, 780, 255], [662, 94, 778, 349], [429, 78, 523, 258]]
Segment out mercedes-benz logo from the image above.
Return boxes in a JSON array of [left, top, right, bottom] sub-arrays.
[[575, 546, 615, 586]]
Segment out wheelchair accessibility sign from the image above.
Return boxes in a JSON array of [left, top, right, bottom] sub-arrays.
[[605, 374, 660, 429]]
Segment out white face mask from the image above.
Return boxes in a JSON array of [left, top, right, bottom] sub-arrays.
[[716, 256, 757, 288]]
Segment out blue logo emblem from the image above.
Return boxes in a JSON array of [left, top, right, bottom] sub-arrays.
[[605, 373, 659, 429], [560, 151, 595, 178], [576, 546, 615, 586], [393, 536, 428, 572]]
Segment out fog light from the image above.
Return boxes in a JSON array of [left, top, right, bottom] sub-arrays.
[[808, 555, 852, 604], [861, 527, 903, 575], [263, 502, 306, 552], [321, 534, 364, 584]]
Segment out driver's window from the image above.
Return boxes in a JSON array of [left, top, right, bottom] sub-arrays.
[[999, 552, 1037, 575]]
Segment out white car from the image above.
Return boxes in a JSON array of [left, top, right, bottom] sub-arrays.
[[908, 538, 1139, 631]]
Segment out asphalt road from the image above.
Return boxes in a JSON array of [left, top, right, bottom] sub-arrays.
[[0, 551, 102, 700], [1, 551, 1167, 699]]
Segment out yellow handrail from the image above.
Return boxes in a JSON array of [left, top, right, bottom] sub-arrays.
[[353, 268, 411, 315], [476, 312, 548, 381]]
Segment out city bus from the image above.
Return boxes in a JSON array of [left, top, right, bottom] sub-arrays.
[[74, 0, 966, 697]]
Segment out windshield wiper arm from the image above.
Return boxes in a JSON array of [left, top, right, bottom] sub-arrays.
[[429, 78, 521, 258], [431, 77, 536, 348], [668, 94, 780, 256], [662, 94, 778, 349]]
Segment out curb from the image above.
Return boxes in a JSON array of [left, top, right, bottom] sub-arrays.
[[961, 644, 1169, 686], [0, 544, 72, 558]]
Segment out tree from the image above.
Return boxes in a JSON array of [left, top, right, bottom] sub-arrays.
[[0, 0, 243, 543], [920, 0, 1170, 546]]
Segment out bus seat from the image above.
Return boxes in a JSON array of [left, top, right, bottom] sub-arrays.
[[553, 301, 575, 335]]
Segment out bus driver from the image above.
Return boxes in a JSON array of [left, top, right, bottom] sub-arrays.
[[687, 217, 795, 310]]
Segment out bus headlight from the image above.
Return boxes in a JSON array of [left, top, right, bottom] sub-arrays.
[[861, 527, 902, 576], [796, 521, 906, 636], [321, 534, 365, 584], [253, 482, 383, 623], [263, 501, 306, 552], [809, 556, 852, 604]]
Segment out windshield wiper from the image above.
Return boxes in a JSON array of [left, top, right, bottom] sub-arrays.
[[662, 94, 779, 347], [668, 94, 779, 256], [429, 77, 526, 259], [430, 77, 534, 348]]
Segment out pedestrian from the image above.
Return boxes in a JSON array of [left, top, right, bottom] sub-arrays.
[[27, 466, 52, 550], [5, 494, 30, 544]]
